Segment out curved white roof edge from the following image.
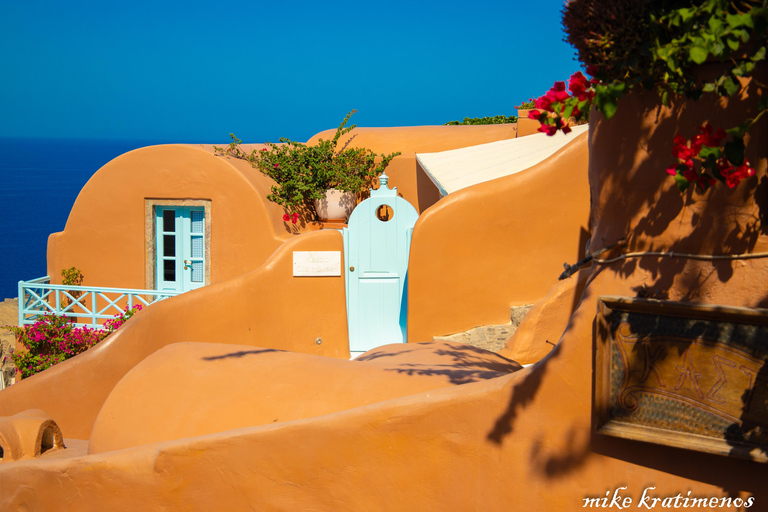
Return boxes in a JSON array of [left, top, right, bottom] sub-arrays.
[[416, 124, 589, 196]]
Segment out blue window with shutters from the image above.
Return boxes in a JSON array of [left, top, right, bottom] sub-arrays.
[[156, 207, 206, 292]]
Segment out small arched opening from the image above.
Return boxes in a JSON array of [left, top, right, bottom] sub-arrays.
[[40, 427, 55, 455]]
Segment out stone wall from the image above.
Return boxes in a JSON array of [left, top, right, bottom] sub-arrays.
[[0, 298, 18, 388]]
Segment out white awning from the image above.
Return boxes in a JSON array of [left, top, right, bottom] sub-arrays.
[[416, 124, 589, 196]]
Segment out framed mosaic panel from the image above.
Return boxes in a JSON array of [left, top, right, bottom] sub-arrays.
[[595, 296, 768, 462]]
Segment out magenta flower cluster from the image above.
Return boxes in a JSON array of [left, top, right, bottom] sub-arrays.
[[530, 69, 758, 193], [528, 71, 597, 135], [666, 123, 755, 192], [7, 303, 143, 379], [103, 303, 142, 332]]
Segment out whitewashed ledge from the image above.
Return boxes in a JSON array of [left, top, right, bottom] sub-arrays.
[[416, 124, 589, 196]]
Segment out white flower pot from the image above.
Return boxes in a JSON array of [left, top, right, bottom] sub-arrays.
[[314, 189, 357, 222]]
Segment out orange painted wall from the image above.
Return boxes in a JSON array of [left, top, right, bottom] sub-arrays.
[[46, 125, 521, 294], [1, 230, 350, 439], [498, 267, 590, 365], [306, 124, 518, 155], [516, 109, 541, 137], [407, 131, 591, 342], [88, 341, 520, 454], [46, 144, 287, 290], [307, 124, 520, 213], [3, 94, 768, 510], [1, 276, 765, 512]]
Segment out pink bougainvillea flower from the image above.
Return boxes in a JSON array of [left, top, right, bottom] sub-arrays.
[[693, 123, 726, 149], [290, 212, 299, 224], [274, 164, 279, 168], [722, 161, 755, 188], [671, 134, 695, 161], [672, 134, 687, 146], [568, 71, 589, 98], [547, 81, 571, 103], [283, 213, 290, 222], [527, 110, 541, 120], [538, 123, 558, 136], [534, 95, 553, 111]]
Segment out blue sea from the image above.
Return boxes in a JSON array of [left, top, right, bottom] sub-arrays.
[[0, 138, 177, 300]]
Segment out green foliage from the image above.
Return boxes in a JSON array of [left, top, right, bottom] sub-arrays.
[[515, 100, 537, 110], [558, 0, 767, 195], [563, 0, 768, 119], [444, 115, 517, 125], [215, 111, 400, 218], [60, 267, 84, 287], [650, 1, 768, 100], [60, 266, 84, 304]]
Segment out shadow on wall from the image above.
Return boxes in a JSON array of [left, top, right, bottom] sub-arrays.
[[356, 342, 522, 386], [202, 348, 282, 361], [487, 339, 564, 444], [586, 83, 768, 472], [480, 81, 768, 490], [592, 294, 768, 462], [376, 345, 521, 386], [589, 85, 768, 304]]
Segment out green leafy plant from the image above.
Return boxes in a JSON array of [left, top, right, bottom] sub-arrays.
[[60, 266, 84, 305], [531, 0, 768, 193], [215, 111, 400, 220], [515, 100, 537, 110], [444, 115, 517, 125], [60, 267, 84, 287], [7, 304, 142, 379]]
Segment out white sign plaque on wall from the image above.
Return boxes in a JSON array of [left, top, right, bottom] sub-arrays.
[[293, 251, 341, 277]]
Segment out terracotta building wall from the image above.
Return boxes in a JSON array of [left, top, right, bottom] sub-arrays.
[[46, 144, 284, 290], [2, 230, 350, 439], [1, 90, 768, 507], [307, 124, 520, 213], [86, 341, 521, 454], [407, 131, 591, 343]]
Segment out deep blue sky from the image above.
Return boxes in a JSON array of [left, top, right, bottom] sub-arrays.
[[1, 0, 580, 144]]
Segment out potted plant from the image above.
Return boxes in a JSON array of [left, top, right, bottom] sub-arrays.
[[515, 99, 537, 119], [216, 111, 400, 223], [529, 0, 767, 194]]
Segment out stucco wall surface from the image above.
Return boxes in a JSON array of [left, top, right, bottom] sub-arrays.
[[0, 260, 765, 510], [498, 267, 590, 365], [47, 144, 283, 290], [3, 89, 768, 509], [1, 230, 350, 439], [407, 131, 590, 343], [306, 124, 518, 156], [308, 124, 521, 214], [88, 340, 521, 454], [0, 409, 64, 462]]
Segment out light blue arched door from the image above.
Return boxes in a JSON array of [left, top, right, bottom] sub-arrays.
[[343, 174, 419, 352]]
